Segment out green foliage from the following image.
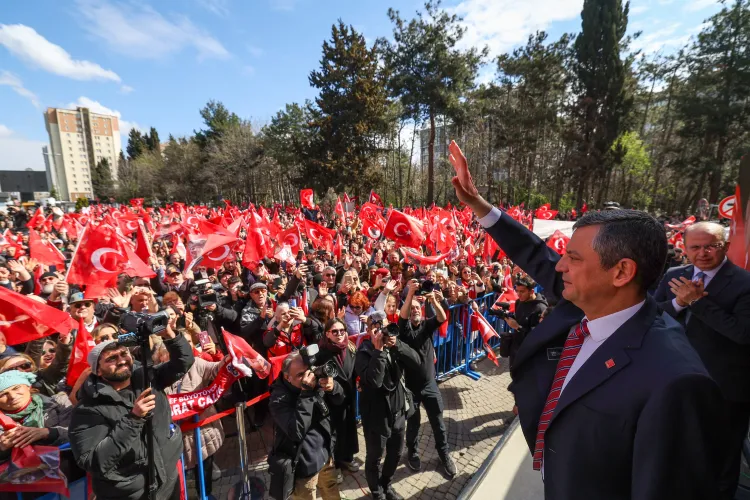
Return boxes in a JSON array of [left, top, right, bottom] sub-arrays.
[[92, 158, 115, 200], [558, 192, 576, 214], [195, 100, 241, 149], [143, 127, 161, 152], [75, 197, 89, 210], [126, 129, 147, 159], [48, 185, 59, 200]]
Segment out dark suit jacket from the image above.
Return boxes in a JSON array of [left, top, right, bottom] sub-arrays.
[[653, 261, 750, 402], [485, 211, 724, 500]]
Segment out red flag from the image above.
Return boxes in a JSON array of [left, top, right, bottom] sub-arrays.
[[369, 190, 383, 206], [546, 230, 570, 256], [66, 224, 155, 286], [333, 232, 343, 260], [134, 220, 154, 264], [0, 287, 76, 345], [28, 229, 65, 268], [201, 241, 239, 268], [383, 210, 425, 248], [362, 217, 384, 240], [535, 204, 558, 220], [183, 221, 238, 273], [471, 311, 500, 366], [66, 317, 95, 387], [581, 202, 588, 213], [303, 219, 335, 250], [279, 226, 303, 254], [494, 288, 518, 313], [727, 184, 748, 269], [117, 215, 140, 236], [335, 197, 346, 226], [300, 189, 314, 210], [26, 207, 45, 229], [223, 329, 271, 379], [242, 217, 269, 270], [400, 247, 448, 265]]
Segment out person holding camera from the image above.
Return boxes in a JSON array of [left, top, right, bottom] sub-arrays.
[[268, 350, 345, 500], [398, 279, 456, 478], [69, 313, 195, 500], [315, 318, 361, 480], [356, 311, 422, 500], [495, 276, 547, 367]]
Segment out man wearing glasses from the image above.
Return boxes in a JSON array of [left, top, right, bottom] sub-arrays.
[[655, 221, 750, 499], [68, 291, 98, 334]]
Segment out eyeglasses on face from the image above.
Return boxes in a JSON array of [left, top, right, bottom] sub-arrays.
[[4, 362, 33, 372], [42, 347, 56, 356], [687, 243, 725, 253], [72, 301, 94, 309], [328, 328, 347, 335]]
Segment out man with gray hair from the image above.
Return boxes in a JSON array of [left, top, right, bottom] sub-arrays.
[[268, 350, 344, 500], [655, 221, 750, 499]]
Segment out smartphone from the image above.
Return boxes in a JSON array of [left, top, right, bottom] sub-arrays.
[[197, 330, 211, 349], [289, 298, 297, 308]]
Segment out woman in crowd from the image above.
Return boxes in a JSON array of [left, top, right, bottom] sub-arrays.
[[0, 330, 72, 399], [0, 370, 71, 459], [300, 296, 336, 344], [316, 318, 360, 481], [343, 291, 373, 336]]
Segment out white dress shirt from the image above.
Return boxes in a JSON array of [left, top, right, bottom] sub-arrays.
[[671, 257, 727, 313], [477, 207, 503, 229]]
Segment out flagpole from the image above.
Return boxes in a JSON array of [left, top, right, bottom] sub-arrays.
[[64, 222, 90, 283]]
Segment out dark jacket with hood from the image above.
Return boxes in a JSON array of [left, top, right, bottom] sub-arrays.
[[68, 335, 194, 500], [509, 294, 548, 364]]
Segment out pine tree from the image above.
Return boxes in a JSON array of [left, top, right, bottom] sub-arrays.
[[127, 129, 147, 159], [92, 158, 115, 200], [303, 21, 390, 197], [144, 126, 161, 152], [382, 0, 486, 204], [195, 100, 241, 149], [570, 0, 632, 207]]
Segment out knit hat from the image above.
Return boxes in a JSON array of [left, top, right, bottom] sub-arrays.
[[0, 370, 36, 393], [87, 339, 118, 373]]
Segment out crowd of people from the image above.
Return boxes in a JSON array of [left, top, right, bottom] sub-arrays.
[[0, 140, 746, 500]]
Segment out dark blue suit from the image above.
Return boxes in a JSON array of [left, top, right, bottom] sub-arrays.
[[485, 211, 725, 499], [654, 261, 750, 498]]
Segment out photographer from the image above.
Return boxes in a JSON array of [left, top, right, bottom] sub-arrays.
[[268, 350, 344, 500], [493, 276, 547, 366], [68, 313, 195, 500], [398, 279, 455, 478], [356, 312, 421, 500]]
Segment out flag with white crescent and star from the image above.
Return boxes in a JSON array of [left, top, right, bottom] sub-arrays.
[[383, 210, 425, 248]]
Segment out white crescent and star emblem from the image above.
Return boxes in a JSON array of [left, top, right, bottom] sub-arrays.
[[206, 245, 231, 261], [91, 247, 123, 273], [393, 222, 410, 237], [125, 220, 138, 231], [285, 233, 299, 247], [555, 239, 565, 251], [186, 215, 198, 226], [309, 228, 321, 240], [253, 228, 266, 247], [367, 227, 381, 239]]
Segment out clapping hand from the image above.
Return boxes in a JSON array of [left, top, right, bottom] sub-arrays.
[[670, 276, 708, 307]]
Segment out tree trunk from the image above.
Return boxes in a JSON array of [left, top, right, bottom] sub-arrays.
[[427, 110, 436, 205]]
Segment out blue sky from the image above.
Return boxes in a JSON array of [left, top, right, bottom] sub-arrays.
[[0, 0, 724, 172]]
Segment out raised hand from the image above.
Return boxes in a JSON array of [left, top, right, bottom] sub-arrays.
[[449, 141, 492, 216]]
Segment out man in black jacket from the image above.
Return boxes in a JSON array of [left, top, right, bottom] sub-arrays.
[[69, 320, 194, 500], [398, 280, 456, 478], [654, 221, 750, 499], [268, 351, 344, 500], [356, 312, 422, 500], [497, 276, 548, 366]]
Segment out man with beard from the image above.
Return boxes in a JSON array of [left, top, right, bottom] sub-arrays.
[[69, 316, 194, 500]]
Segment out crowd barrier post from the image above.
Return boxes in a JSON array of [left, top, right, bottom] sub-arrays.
[[463, 298, 482, 380], [194, 414, 207, 500], [180, 453, 188, 500], [234, 401, 253, 500]]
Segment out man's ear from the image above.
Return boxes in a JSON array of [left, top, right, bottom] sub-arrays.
[[612, 258, 638, 289]]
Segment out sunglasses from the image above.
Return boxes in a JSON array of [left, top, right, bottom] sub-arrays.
[[42, 348, 56, 356], [5, 362, 33, 372], [72, 301, 94, 308], [328, 328, 347, 335]]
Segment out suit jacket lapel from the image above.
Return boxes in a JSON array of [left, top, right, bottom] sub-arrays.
[[548, 298, 658, 426], [704, 260, 734, 297], [512, 300, 583, 369]]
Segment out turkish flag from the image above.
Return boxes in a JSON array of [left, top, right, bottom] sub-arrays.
[[535, 204, 558, 220], [546, 230, 570, 255], [2, 230, 25, 258], [506, 206, 522, 220], [66, 317, 95, 387], [184, 223, 238, 274], [0, 287, 76, 345], [201, 241, 239, 268], [279, 226, 303, 254], [494, 288, 518, 313], [26, 207, 45, 229], [727, 184, 748, 269], [116, 213, 141, 236], [383, 210, 425, 248], [333, 232, 343, 260], [335, 197, 346, 226], [242, 217, 269, 270], [66, 224, 155, 286], [28, 229, 65, 268], [666, 215, 697, 231], [581, 202, 588, 213], [431, 222, 456, 254], [470, 311, 500, 366], [303, 219, 335, 250], [134, 220, 154, 264], [223, 329, 271, 379], [61, 215, 80, 240], [369, 190, 383, 206], [362, 217, 384, 240], [300, 189, 314, 210], [401, 247, 448, 265]]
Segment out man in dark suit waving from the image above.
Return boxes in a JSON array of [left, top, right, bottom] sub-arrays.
[[448, 140, 724, 499], [654, 221, 750, 499]]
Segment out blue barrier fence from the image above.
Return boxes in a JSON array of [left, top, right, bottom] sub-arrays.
[[22, 292, 510, 500]]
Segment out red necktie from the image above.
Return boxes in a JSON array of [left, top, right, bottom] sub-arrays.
[[532, 319, 590, 471]]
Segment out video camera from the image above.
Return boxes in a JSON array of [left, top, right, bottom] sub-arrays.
[[383, 322, 400, 338], [300, 344, 339, 380], [117, 309, 170, 346], [190, 278, 218, 308], [488, 302, 515, 320], [417, 279, 439, 296]]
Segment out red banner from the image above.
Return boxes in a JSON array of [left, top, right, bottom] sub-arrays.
[[168, 362, 239, 421]]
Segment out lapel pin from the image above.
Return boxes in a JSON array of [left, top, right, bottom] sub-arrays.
[[605, 359, 615, 369]]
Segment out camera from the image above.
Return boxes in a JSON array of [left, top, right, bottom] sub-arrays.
[[300, 344, 339, 380], [190, 278, 217, 308], [383, 323, 400, 338], [488, 302, 515, 320], [417, 279, 438, 296], [118, 310, 170, 345]]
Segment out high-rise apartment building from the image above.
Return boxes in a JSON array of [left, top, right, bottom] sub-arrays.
[[44, 107, 122, 201]]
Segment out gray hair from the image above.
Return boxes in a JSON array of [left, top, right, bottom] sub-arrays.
[[684, 222, 726, 243], [574, 210, 667, 293], [324, 266, 336, 274], [281, 351, 302, 375]]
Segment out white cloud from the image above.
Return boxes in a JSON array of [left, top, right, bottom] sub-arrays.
[[67, 96, 140, 138], [630, 23, 691, 54], [0, 135, 47, 170], [686, 0, 719, 12], [0, 124, 12, 137], [199, 0, 230, 17], [247, 44, 264, 57], [76, 0, 230, 61], [450, 0, 584, 59], [120, 84, 135, 94], [0, 71, 40, 108], [630, 5, 649, 15], [0, 24, 120, 82]]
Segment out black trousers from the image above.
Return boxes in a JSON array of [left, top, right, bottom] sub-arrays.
[[718, 399, 750, 500], [192, 454, 215, 495], [405, 381, 448, 458], [364, 413, 406, 497]]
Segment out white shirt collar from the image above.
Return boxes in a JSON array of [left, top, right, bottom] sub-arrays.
[[694, 257, 728, 279], [584, 300, 645, 343]]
